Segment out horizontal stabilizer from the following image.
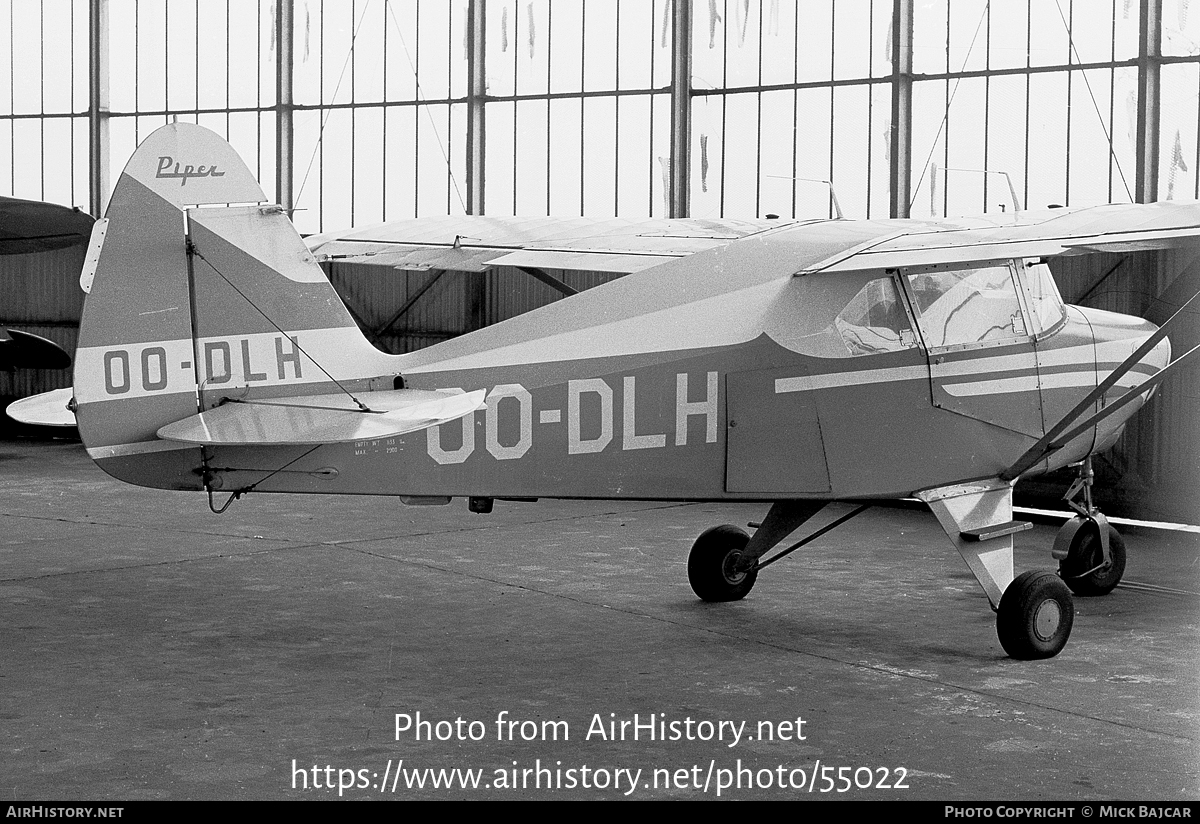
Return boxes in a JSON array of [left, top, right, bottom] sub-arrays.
[[6, 387, 76, 427], [156, 388, 485, 446]]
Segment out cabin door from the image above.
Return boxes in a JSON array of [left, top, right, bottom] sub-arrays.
[[725, 368, 831, 493], [900, 262, 1045, 439]]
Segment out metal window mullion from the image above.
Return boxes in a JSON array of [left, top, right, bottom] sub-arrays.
[[513, 0, 519, 216], [614, 0, 621, 216], [647, 0, 653, 217], [579, 0, 586, 215], [350, 0, 356, 226], [381, 3, 389, 219], [1135, 0, 1161, 203], [545, 1, 552, 214], [1065, 0, 1074, 206], [226, 0, 232, 138], [134, 0, 140, 142], [9, 2, 13, 196], [829, 0, 836, 219], [941, 3, 949, 217], [322, 0, 330, 230], [1195, 63, 1200, 199], [982, 2, 990, 213], [754, 2, 762, 218], [445, 3, 453, 215], [88, 0, 109, 217], [1023, 0, 1031, 211], [792, 1, 799, 218], [668, 0, 690, 217], [889, 0, 912, 219], [256, 0, 261, 181], [195, 0, 200, 122], [720, 0, 728, 218], [70, 0, 75, 205], [1110, 0, 1117, 201], [413, 0, 419, 217], [466, 0, 485, 215], [276, 0, 294, 214], [39, 0, 45, 200], [865, 3, 874, 218]]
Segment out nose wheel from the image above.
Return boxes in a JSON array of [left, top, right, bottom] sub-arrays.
[[996, 570, 1075, 659], [1053, 457, 1127, 596]]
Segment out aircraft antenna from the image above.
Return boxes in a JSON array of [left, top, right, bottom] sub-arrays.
[[938, 167, 1022, 214], [764, 176, 844, 219], [188, 244, 376, 414]]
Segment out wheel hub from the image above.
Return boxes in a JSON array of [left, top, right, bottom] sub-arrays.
[[721, 551, 748, 585], [1033, 599, 1062, 641]]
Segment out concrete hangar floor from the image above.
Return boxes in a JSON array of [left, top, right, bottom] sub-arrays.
[[0, 437, 1196, 801]]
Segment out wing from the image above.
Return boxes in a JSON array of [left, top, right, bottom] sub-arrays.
[[0, 329, 71, 370], [799, 201, 1200, 274], [306, 215, 794, 276], [0, 195, 95, 255]]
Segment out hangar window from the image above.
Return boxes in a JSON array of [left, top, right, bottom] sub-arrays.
[[834, 276, 918, 356], [904, 265, 1029, 349]]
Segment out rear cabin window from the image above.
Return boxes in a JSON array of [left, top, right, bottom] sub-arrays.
[[904, 265, 1029, 349], [833, 276, 918, 356]]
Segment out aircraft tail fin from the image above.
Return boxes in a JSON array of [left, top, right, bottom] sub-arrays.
[[74, 122, 400, 488]]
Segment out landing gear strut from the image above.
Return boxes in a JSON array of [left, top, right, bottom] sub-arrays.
[[687, 502, 870, 602], [1052, 458, 1127, 597]]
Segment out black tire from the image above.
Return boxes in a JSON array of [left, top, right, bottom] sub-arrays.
[[1058, 522, 1126, 597], [996, 570, 1075, 659], [688, 525, 757, 602]]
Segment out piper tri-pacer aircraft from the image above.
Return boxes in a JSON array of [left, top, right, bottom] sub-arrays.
[[31, 122, 1200, 659]]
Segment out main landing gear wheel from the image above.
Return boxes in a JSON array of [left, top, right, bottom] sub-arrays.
[[688, 525, 757, 602], [996, 570, 1075, 659], [1058, 521, 1127, 597]]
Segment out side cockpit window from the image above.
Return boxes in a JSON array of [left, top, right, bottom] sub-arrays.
[[834, 276, 919, 356], [904, 264, 1029, 349], [1022, 260, 1067, 335]]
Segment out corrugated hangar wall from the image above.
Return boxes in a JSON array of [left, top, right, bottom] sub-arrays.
[[1042, 250, 1199, 523], [0, 245, 85, 401], [325, 261, 621, 355]]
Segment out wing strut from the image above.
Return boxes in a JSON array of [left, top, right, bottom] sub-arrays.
[[1000, 289, 1200, 481], [517, 266, 579, 296]]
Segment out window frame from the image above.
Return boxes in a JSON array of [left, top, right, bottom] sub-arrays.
[[895, 259, 1037, 354]]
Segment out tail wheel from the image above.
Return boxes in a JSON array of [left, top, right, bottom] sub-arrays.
[[996, 570, 1075, 659], [688, 525, 757, 602], [1058, 521, 1126, 597]]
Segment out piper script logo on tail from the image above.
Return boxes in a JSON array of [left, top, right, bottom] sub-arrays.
[[155, 156, 226, 186]]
